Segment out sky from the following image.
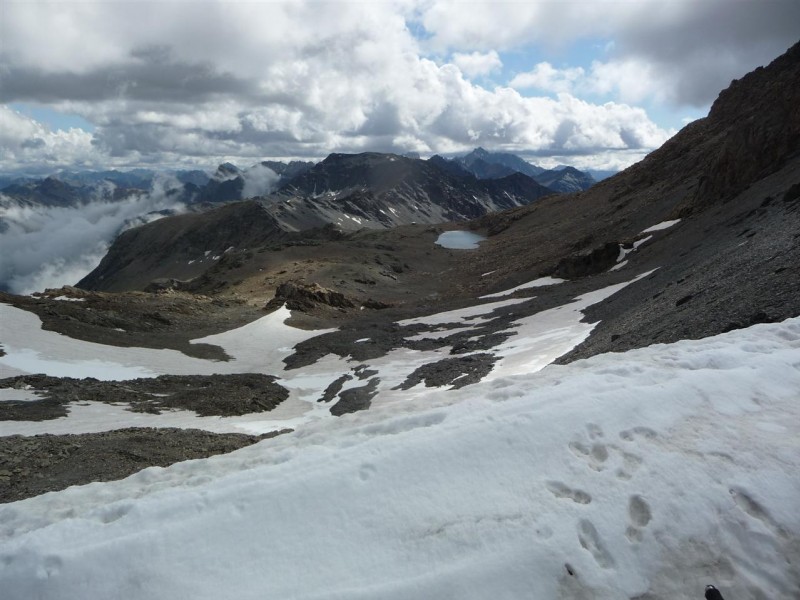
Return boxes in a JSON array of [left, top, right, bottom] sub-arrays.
[[1, 0, 798, 175]]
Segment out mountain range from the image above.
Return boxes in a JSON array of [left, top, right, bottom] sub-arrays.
[[437, 147, 596, 193], [74, 151, 558, 290], [0, 148, 592, 212]]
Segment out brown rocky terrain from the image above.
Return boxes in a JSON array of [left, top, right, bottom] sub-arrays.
[[0, 373, 289, 421], [0, 428, 289, 503]]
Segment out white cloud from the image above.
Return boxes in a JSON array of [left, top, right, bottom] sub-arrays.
[[0, 106, 104, 172], [241, 164, 280, 199], [509, 62, 585, 95], [1, 0, 793, 174], [586, 58, 664, 105], [0, 177, 187, 294], [510, 59, 665, 106], [451, 50, 502, 78], [417, 0, 800, 107]]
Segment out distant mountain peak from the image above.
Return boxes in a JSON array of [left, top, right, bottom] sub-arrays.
[[213, 163, 241, 181], [439, 148, 595, 192]]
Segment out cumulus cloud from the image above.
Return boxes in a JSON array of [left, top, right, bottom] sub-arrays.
[[451, 51, 502, 78], [0, 106, 102, 173], [509, 62, 586, 95], [419, 0, 800, 108], [509, 59, 666, 106], [0, 177, 187, 294], [0, 0, 796, 174], [585, 58, 664, 105]]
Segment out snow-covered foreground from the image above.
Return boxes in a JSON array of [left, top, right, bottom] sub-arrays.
[[2, 318, 799, 600]]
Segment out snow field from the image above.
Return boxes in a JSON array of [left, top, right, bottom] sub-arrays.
[[2, 272, 652, 435], [1, 318, 799, 599], [0, 304, 339, 434], [479, 276, 565, 299], [0, 304, 328, 381]]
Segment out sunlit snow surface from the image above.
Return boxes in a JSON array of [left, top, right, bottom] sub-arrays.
[[479, 276, 565, 299], [0, 273, 651, 435], [0, 304, 323, 381], [1, 318, 799, 600], [641, 219, 681, 233], [0, 304, 337, 434], [0, 388, 42, 403]]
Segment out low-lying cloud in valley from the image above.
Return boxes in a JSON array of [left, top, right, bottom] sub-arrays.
[[0, 177, 187, 294], [241, 164, 280, 199]]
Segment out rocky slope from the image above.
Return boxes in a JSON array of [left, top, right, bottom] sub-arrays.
[[0, 176, 139, 209], [78, 152, 555, 292], [534, 165, 597, 193], [267, 152, 554, 229], [456, 147, 545, 179]]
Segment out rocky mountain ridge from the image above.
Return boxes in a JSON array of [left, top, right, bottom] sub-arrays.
[[77, 152, 556, 291], [267, 152, 554, 229], [438, 147, 596, 193]]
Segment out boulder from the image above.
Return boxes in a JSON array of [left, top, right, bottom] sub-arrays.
[[266, 281, 355, 312]]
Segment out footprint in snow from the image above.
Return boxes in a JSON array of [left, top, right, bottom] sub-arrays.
[[625, 494, 652, 543], [619, 426, 657, 442], [586, 423, 604, 440], [546, 481, 592, 505], [577, 519, 615, 569], [568, 440, 609, 471], [358, 463, 377, 481], [729, 487, 788, 539], [569, 424, 656, 479]]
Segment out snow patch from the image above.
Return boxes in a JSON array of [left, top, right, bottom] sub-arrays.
[[480, 276, 565, 299], [0, 388, 44, 402], [486, 274, 651, 379], [398, 297, 529, 326], [641, 219, 680, 233]]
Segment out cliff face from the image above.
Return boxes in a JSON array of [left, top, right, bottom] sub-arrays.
[[685, 41, 800, 214], [622, 40, 800, 217]]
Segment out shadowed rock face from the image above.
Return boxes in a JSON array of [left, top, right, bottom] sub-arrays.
[[267, 281, 356, 311], [555, 243, 621, 279], [682, 43, 800, 215]]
